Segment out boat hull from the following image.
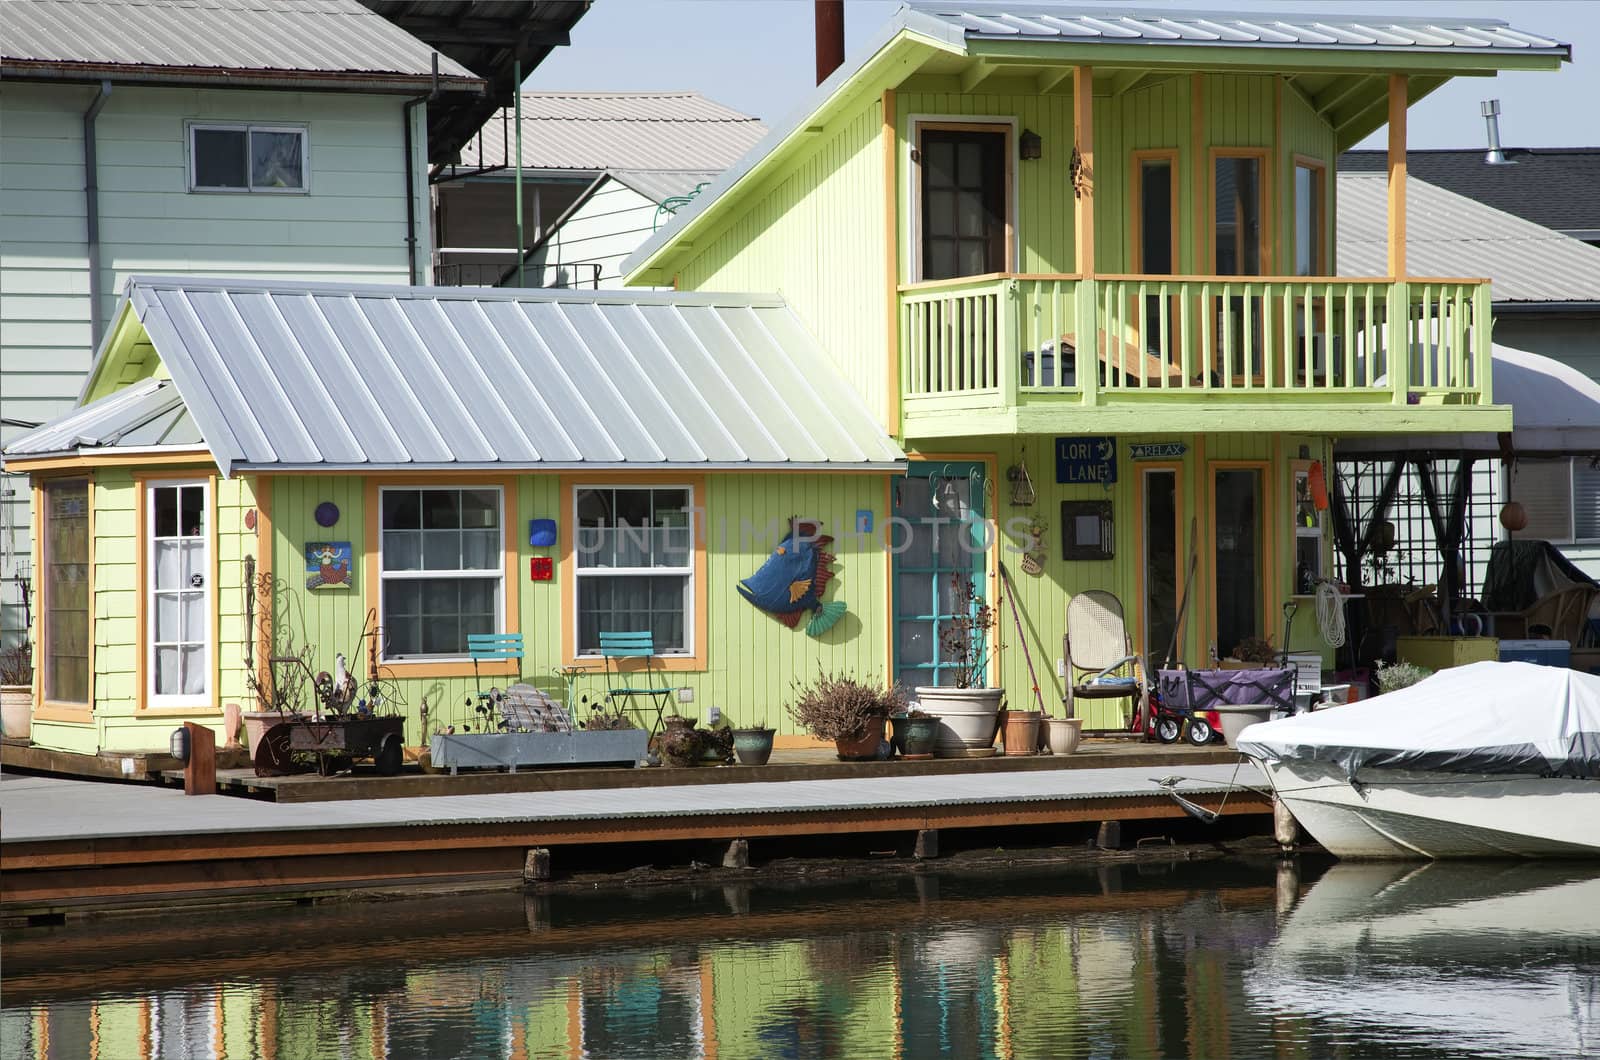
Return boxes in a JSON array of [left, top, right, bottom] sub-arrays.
[[1252, 759, 1600, 858]]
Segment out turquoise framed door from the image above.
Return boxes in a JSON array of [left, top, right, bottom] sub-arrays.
[[892, 462, 988, 689]]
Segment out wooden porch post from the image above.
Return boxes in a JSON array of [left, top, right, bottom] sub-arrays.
[[1386, 74, 1407, 279], [1073, 65, 1098, 404]]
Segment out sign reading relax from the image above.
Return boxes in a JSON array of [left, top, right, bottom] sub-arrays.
[[1055, 436, 1117, 485]]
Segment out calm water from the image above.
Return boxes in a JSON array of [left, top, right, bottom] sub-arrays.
[[4, 858, 1599, 1059]]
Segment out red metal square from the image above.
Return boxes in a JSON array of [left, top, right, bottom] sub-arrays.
[[530, 556, 553, 581]]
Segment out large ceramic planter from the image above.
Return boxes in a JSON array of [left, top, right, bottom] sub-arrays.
[[733, 727, 775, 766], [1211, 704, 1274, 748], [242, 709, 294, 760], [1, 685, 31, 741], [1001, 710, 1042, 756], [834, 718, 885, 761], [916, 686, 1003, 757], [1046, 717, 1083, 755]]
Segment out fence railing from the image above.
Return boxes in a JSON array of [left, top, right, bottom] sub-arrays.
[[899, 274, 1491, 407]]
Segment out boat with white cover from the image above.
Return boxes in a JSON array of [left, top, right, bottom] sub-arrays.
[[1236, 661, 1600, 858]]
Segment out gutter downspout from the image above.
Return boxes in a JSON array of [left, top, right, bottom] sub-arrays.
[[515, 59, 525, 288], [403, 54, 440, 285], [84, 80, 111, 347]]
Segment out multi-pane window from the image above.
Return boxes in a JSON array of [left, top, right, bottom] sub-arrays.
[[148, 480, 209, 704], [575, 487, 693, 655], [380, 488, 503, 659], [190, 124, 307, 192], [43, 479, 89, 705], [920, 127, 1007, 280]]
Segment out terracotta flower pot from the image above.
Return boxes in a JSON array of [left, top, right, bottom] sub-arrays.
[[1002, 710, 1041, 756], [834, 718, 885, 761]]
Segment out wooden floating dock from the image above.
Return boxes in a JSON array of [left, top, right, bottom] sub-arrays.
[[0, 761, 1270, 912]]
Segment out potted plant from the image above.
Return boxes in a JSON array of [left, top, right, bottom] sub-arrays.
[[890, 709, 940, 759], [1375, 660, 1434, 693], [917, 577, 1004, 757], [786, 670, 904, 761], [732, 722, 776, 766], [659, 715, 704, 768], [0, 641, 33, 742]]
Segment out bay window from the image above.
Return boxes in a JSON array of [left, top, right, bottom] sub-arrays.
[[574, 487, 693, 655], [380, 487, 504, 659]]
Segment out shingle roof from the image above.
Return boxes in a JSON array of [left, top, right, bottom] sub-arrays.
[[0, 0, 484, 90], [1337, 173, 1600, 305], [462, 91, 767, 174], [19, 278, 905, 475], [909, 3, 1570, 53], [1341, 148, 1600, 238], [3, 379, 203, 460]]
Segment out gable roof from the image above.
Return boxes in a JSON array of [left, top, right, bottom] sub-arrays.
[[3, 379, 203, 460], [1337, 173, 1600, 306], [1341, 148, 1600, 240], [9, 278, 905, 475], [458, 90, 767, 175], [0, 0, 484, 91], [623, 2, 1569, 285]]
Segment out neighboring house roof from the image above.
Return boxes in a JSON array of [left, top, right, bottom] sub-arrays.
[[11, 278, 905, 474], [461, 90, 767, 174], [3, 379, 203, 460], [1341, 148, 1600, 241], [608, 169, 724, 206], [623, 2, 1570, 284], [355, 1, 589, 163], [1337, 173, 1600, 305], [1, 0, 486, 92]]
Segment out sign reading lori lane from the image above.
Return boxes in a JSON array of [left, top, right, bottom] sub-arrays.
[[1055, 436, 1117, 485]]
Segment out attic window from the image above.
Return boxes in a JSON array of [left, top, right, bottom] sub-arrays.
[[189, 124, 307, 192]]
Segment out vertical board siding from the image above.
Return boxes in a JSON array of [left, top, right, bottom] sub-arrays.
[[529, 181, 675, 290], [260, 472, 889, 743], [1, 81, 416, 647], [676, 100, 888, 421]]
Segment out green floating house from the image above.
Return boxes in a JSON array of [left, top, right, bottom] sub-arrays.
[[3, 2, 1572, 755]]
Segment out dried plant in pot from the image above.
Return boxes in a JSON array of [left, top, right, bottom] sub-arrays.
[[916, 577, 1004, 756], [786, 671, 906, 761]]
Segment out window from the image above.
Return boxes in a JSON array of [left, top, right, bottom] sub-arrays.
[[42, 479, 90, 705], [1213, 153, 1263, 276], [380, 488, 504, 659], [147, 480, 210, 706], [1294, 160, 1326, 276], [919, 126, 1008, 280], [190, 124, 307, 192], [1513, 459, 1600, 544], [574, 487, 693, 655], [1136, 155, 1175, 275]]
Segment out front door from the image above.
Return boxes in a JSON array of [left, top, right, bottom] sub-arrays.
[[1212, 466, 1264, 659], [892, 462, 988, 689], [1141, 467, 1181, 664]]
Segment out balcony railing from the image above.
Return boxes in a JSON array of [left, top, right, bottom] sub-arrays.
[[900, 274, 1492, 419]]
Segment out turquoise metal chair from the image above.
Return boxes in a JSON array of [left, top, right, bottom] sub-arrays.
[[598, 631, 674, 737], [466, 633, 523, 731]]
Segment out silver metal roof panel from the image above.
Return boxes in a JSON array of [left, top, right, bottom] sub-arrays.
[[2, 378, 205, 460], [44, 278, 905, 475], [1, 0, 483, 87]]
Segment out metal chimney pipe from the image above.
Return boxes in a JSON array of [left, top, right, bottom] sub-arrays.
[[816, 0, 845, 85], [1481, 99, 1510, 165]]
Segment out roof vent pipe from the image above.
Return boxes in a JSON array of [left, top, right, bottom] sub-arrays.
[[1481, 99, 1512, 165], [815, 0, 844, 85]]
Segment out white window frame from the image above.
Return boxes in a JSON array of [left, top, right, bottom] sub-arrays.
[[377, 486, 506, 663], [187, 122, 310, 193], [145, 478, 213, 709], [572, 484, 696, 659]]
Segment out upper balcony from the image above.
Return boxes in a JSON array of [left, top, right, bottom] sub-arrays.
[[898, 272, 1495, 437]]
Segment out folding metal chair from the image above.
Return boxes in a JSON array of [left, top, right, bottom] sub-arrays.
[[466, 633, 523, 731], [598, 631, 675, 737]]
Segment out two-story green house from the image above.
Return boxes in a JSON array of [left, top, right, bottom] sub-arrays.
[[623, 2, 1571, 720]]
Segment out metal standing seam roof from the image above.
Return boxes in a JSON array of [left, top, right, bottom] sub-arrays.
[[461, 91, 768, 174], [622, 2, 1570, 281], [2, 378, 203, 460], [1, 0, 483, 88], [1337, 174, 1600, 304], [31, 277, 906, 476]]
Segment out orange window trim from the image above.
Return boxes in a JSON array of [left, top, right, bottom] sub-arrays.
[[1129, 149, 1179, 275], [134, 472, 222, 715], [31, 471, 96, 720], [560, 475, 708, 672], [365, 477, 522, 679], [1291, 153, 1329, 276], [1208, 147, 1273, 277]]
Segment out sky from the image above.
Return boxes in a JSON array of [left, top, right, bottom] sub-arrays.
[[526, 0, 1598, 151]]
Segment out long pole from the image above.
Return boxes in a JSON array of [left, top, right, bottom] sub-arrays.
[[515, 59, 525, 287], [998, 562, 1046, 716]]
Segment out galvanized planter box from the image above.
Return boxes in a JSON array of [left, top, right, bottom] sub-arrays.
[[429, 730, 649, 774]]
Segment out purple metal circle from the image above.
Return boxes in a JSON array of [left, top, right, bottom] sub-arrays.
[[314, 501, 340, 527]]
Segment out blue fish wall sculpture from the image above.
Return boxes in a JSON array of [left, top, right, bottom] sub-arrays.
[[738, 532, 846, 637]]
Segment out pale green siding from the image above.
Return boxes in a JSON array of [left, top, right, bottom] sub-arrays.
[[1281, 82, 1339, 274], [675, 98, 889, 423], [529, 179, 673, 289], [1, 80, 425, 647]]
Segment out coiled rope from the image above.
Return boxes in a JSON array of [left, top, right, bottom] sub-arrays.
[[1315, 580, 1347, 648]]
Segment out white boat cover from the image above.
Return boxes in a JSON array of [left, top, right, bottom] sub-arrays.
[[1237, 661, 1600, 779]]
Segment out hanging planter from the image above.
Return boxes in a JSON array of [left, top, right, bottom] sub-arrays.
[[1007, 458, 1037, 507]]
